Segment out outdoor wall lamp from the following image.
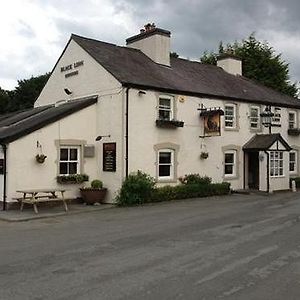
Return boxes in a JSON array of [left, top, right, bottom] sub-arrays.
[[138, 90, 146, 96], [64, 88, 72, 95], [95, 135, 111, 141], [260, 105, 274, 134]]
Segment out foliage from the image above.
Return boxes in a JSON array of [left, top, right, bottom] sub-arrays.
[[91, 179, 103, 189], [116, 171, 156, 206], [290, 177, 300, 188], [200, 34, 299, 97], [170, 52, 179, 58], [179, 174, 212, 185], [151, 182, 231, 202], [57, 174, 89, 184], [0, 73, 50, 114]]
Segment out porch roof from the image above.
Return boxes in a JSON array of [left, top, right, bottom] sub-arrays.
[[243, 133, 292, 151]]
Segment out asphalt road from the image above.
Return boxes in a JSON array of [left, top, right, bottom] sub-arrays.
[[1, 192, 300, 300]]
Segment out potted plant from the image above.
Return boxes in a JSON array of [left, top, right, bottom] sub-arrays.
[[36, 154, 47, 163], [80, 179, 107, 205]]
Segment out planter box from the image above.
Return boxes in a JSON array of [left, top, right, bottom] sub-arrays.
[[57, 174, 89, 184], [156, 119, 184, 128]]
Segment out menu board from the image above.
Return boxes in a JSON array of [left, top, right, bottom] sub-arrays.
[[103, 143, 116, 172]]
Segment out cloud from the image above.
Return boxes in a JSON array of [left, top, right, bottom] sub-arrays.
[[1, 0, 299, 90]]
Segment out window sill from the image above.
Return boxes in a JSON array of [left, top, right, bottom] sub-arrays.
[[156, 119, 184, 128], [223, 175, 238, 180], [157, 178, 177, 184], [224, 127, 239, 132], [270, 175, 285, 179]]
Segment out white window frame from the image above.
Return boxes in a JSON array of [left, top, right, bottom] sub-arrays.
[[269, 151, 284, 177], [224, 104, 236, 129], [272, 107, 281, 125], [158, 149, 174, 180], [250, 106, 260, 129], [224, 150, 237, 177], [158, 95, 174, 121], [288, 111, 297, 129], [59, 146, 81, 176], [289, 150, 297, 174]]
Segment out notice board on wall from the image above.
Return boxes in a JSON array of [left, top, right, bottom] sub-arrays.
[[103, 143, 116, 172]]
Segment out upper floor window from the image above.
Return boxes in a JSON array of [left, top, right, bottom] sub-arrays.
[[272, 107, 281, 125], [250, 106, 260, 129], [224, 104, 236, 128], [59, 146, 80, 175], [158, 95, 174, 121], [270, 151, 283, 177], [289, 112, 297, 129]]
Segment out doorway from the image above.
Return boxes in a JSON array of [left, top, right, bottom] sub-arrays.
[[248, 152, 259, 189]]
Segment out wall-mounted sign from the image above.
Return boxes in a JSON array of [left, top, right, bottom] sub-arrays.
[[61, 60, 84, 73], [200, 108, 224, 137], [103, 143, 116, 172]]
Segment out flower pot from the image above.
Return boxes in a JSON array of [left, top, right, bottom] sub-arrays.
[[80, 188, 107, 205], [36, 154, 47, 163]]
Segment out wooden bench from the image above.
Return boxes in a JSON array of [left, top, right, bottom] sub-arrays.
[[16, 189, 68, 214]]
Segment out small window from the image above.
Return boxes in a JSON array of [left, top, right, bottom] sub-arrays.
[[272, 107, 281, 125], [270, 151, 283, 177], [224, 150, 236, 177], [289, 150, 297, 174], [289, 112, 297, 129], [158, 96, 174, 121], [249, 106, 260, 129], [224, 104, 236, 128], [158, 149, 174, 180], [59, 146, 80, 175]]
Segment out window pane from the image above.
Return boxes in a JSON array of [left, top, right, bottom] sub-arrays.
[[225, 165, 233, 175], [60, 162, 68, 174], [159, 98, 171, 108], [159, 110, 171, 120], [60, 148, 68, 161], [69, 162, 77, 174], [159, 165, 170, 177], [70, 149, 78, 160], [225, 153, 234, 164], [159, 152, 171, 164]]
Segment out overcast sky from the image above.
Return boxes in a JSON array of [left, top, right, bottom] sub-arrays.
[[1, 0, 300, 90]]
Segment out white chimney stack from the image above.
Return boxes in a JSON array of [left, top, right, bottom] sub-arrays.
[[217, 54, 242, 76]]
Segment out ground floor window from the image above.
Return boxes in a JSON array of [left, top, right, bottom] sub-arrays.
[[289, 150, 297, 174], [59, 146, 80, 175], [224, 150, 236, 177], [158, 149, 174, 180], [270, 151, 283, 177]]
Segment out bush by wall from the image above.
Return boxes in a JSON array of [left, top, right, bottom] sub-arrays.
[[116, 171, 231, 206], [116, 170, 156, 206], [179, 174, 212, 185]]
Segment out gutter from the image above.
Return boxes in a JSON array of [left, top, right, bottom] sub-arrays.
[[264, 151, 270, 193], [2, 144, 7, 211], [125, 87, 130, 178]]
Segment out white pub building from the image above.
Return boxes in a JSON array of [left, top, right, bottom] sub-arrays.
[[1, 24, 300, 208]]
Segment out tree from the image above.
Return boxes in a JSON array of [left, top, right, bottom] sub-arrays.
[[0, 87, 10, 114], [200, 34, 299, 98]]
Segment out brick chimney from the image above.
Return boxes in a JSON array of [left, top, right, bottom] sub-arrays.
[[126, 23, 171, 66], [217, 54, 242, 76]]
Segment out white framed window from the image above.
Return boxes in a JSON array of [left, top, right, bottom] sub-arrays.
[[59, 146, 80, 175], [250, 106, 260, 129], [158, 149, 174, 180], [158, 95, 174, 121], [270, 151, 284, 177], [224, 104, 236, 128], [224, 150, 236, 177], [289, 112, 297, 129], [289, 150, 297, 174], [272, 107, 281, 125]]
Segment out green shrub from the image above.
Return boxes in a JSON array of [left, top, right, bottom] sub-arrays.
[[91, 179, 103, 189], [57, 174, 89, 184], [151, 182, 231, 202], [116, 171, 156, 206], [179, 174, 212, 185]]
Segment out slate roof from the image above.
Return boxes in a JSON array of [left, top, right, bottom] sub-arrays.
[[72, 34, 300, 109], [243, 134, 292, 151], [0, 96, 97, 144]]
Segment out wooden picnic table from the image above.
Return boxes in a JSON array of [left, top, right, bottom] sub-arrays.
[[16, 188, 68, 214]]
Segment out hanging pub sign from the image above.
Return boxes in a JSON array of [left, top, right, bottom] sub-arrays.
[[200, 108, 224, 137], [103, 143, 116, 172]]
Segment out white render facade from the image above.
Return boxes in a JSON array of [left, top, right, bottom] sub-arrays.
[[1, 24, 300, 207]]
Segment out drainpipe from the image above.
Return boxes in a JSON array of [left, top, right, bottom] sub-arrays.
[[2, 144, 7, 211], [264, 151, 270, 193], [125, 87, 130, 178]]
